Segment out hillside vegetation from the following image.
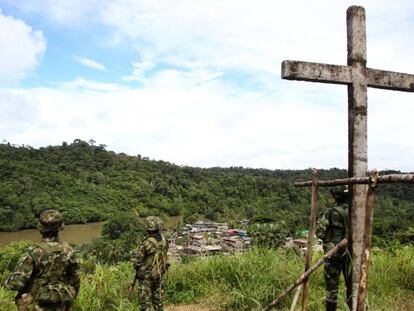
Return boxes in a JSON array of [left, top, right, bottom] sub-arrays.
[[0, 140, 413, 243], [0, 242, 413, 310]]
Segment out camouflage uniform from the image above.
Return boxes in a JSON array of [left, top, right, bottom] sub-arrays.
[[4, 210, 80, 311], [317, 190, 351, 311], [132, 216, 169, 311]]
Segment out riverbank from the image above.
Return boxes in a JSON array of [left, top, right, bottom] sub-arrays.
[[0, 222, 102, 247], [0, 216, 183, 247]]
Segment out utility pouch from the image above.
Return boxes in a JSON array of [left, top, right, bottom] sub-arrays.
[[136, 267, 147, 279], [36, 283, 75, 305], [16, 293, 34, 310]]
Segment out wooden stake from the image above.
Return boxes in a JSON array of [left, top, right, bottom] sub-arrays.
[[263, 239, 348, 311], [290, 285, 302, 311], [301, 169, 318, 311], [357, 170, 377, 310], [294, 173, 414, 187]]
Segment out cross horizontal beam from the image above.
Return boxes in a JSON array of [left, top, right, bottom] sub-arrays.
[[282, 60, 414, 92], [294, 173, 414, 187], [367, 69, 414, 92], [282, 61, 351, 85]]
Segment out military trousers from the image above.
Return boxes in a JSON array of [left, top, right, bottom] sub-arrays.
[[137, 276, 165, 311], [323, 247, 350, 308]]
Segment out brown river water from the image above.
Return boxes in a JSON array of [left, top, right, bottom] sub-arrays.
[[0, 216, 182, 248]]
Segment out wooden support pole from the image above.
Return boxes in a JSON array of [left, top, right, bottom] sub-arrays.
[[290, 285, 302, 311], [376, 174, 414, 184], [263, 239, 348, 311], [301, 169, 318, 311], [357, 170, 378, 310], [294, 173, 414, 187]]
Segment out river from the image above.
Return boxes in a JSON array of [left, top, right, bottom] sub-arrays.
[[0, 216, 183, 247]]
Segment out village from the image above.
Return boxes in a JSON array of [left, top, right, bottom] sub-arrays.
[[167, 220, 251, 259], [166, 220, 321, 261]]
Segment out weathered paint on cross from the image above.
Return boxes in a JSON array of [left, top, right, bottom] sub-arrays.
[[282, 61, 414, 91], [281, 5, 414, 311]]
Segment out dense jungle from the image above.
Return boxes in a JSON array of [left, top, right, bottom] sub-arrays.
[[0, 139, 413, 246]]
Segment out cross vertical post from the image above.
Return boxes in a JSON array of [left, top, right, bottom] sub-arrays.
[[346, 7, 368, 309], [281, 5, 414, 310]]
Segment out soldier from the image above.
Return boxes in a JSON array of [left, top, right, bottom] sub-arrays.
[[132, 216, 169, 311], [317, 188, 351, 311], [4, 209, 80, 311]]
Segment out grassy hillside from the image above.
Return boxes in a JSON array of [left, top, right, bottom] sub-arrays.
[[0, 242, 413, 310]]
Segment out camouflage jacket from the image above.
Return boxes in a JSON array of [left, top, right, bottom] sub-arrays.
[[316, 204, 348, 247], [5, 237, 81, 304], [132, 232, 169, 279]]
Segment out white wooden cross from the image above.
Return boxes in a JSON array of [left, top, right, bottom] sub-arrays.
[[281, 6, 414, 310]]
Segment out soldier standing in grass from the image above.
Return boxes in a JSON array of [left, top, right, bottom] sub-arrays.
[[317, 188, 351, 311], [132, 216, 169, 311], [5, 209, 81, 311]]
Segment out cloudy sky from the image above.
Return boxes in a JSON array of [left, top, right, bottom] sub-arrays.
[[1, 0, 414, 171]]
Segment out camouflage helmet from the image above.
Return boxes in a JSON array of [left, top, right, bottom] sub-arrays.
[[145, 216, 163, 232], [37, 209, 64, 232], [330, 186, 348, 203]]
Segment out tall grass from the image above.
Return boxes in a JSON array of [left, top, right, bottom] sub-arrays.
[[164, 247, 413, 310], [75, 263, 139, 311], [0, 245, 413, 310]]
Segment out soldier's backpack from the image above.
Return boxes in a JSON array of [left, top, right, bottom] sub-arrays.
[[145, 236, 168, 279], [325, 205, 348, 244], [328, 205, 348, 229], [31, 242, 77, 305]]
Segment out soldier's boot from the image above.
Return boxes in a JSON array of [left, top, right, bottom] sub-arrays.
[[326, 301, 337, 311]]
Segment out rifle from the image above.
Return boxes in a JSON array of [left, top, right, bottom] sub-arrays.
[[128, 273, 138, 297]]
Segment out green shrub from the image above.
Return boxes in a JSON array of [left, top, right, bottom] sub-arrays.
[[248, 220, 288, 248], [0, 240, 32, 283]]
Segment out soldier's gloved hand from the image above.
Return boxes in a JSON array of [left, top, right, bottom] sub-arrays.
[[324, 242, 335, 254], [136, 267, 147, 279]]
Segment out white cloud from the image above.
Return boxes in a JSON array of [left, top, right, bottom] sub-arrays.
[[59, 78, 127, 92], [0, 9, 46, 83], [8, 1, 414, 74], [97, 0, 414, 76], [74, 56, 107, 72], [122, 60, 155, 82], [2, 68, 413, 171], [6, 1, 414, 83], [4, 0, 101, 26], [1, 1, 414, 171]]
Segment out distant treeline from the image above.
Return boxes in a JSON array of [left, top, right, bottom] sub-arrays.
[[0, 140, 413, 243]]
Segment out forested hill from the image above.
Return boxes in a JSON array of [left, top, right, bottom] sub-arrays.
[[0, 140, 413, 242]]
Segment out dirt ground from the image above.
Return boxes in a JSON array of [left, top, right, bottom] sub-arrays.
[[400, 295, 414, 311]]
